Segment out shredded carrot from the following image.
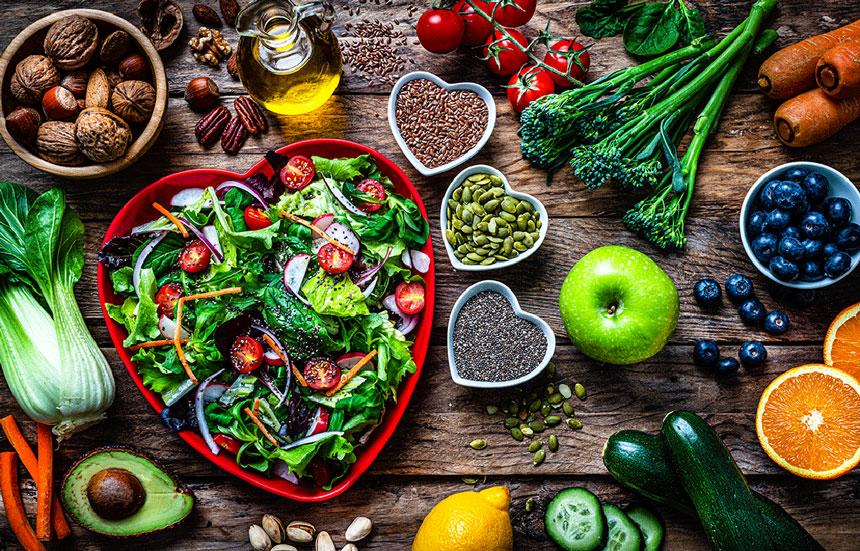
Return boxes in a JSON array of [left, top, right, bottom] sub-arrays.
[[181, 288, 243, 302], [0, 417, 70, 539], [0, 452, 46, 551], [326, 350, 378, 396], [243, 407, 279, 447], [128, 338, 188, 351], [261, 333, 307, 387], [253, 397, 260, 417], [152, 202, 189, 238], [35, 425, 52, 541], [173, 287, 244, 383], [279, 212, 356, 255]]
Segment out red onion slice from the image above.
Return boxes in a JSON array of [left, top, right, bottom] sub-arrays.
[[132, 231, 166, 296], [354, 247, 392, 287], [158, 315, 190, 340], [215, 180, 269, 208], [177, 217, 224, 263], [170, 187, 206, 207], [283, 255, 312, 306], [322, 175, 366, 217], [361, 276, 378, 298], [196, 369, 226, 455], [400, 250, 412, 269], [272, 460, 301, 483], [383, 294, 419, 335], [258, 369, 285, 403], [202, 226, 222, 262], [252, 324, 292, 407], [409, 249, 431, 274], [281, 431, 344, 450]]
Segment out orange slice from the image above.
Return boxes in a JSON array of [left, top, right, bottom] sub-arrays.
[[756, 364, 860, 479], [824, 302, 860, 379]]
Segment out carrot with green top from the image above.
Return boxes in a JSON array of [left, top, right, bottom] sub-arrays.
[[816, 40, 860, 98]]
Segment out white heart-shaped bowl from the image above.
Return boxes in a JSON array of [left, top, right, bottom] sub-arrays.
[[441, 164, 549, 271], [447, 281, 556, 389], [387, 71, 496, 176]]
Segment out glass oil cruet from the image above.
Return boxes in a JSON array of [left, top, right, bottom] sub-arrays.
[[235, 0, 342, 115]]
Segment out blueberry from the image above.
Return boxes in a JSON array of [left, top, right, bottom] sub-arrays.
[[716, 357, 740, 376], [802, 172, 830, 206], [800, 211, 829, 239], [800, 260, 824, 280], [739, 341, 768, 368], [693, 339, 720, 367], [764, 310, 791, 335], [765, 210, 791, 232], [778, 236, 805, 261], [823, 197, 853, 228], [725, 274, 754, 303], [835, 223, 860, 251], [751, 233, 778, 263], [801, 239, 823, 259], [782, 226, 801, 240], [790, 196, 811, 219], [823, 242, 840, 257], [769, 256, 800, 281], [773, 180, 807, 211], [748, 210, 768, 237], [824, 252, 852, 278], [693, 278, 722, 307], [758, 180, 781, 210], [784, 167, 809, 182], [738, 298, 766, 325]]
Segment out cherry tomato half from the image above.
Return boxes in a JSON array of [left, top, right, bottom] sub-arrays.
[[280, 156, 315, 191], [507, 66, 555, 113], [483, 29, 529, 76], [317, 243, 355, 274], [455, 0, 493, 46], [230, 335, 264, 373], [303, 358, 341, 391], [543, 39, 590, 87], [417, 9, 465, 54], [178, 239, 212, 273], [243, 206, 272, 230], [308, 407, 330, 435], [213, 434, 242, 454], [356, 178, 386, 213], [395, 281, 426, 315], [155, 282, 184, 319], [487, 0, 537, 27]]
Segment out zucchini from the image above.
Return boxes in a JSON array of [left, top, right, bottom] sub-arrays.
[[601, 503, 643, 551], [603, 430, 823, 551], [626, 506, 664, 551], [545, 487, 607, 551], [661, 411, 774, 551]]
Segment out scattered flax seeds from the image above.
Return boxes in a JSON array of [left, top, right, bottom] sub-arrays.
[[341, 18, 408, 86]]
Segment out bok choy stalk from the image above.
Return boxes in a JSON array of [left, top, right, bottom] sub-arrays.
[[0, 182, 114, 439]]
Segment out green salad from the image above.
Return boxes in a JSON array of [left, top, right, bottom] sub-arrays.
[[99, 150, 431, 489]]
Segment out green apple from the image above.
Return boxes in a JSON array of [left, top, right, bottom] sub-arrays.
[[559, 245, 679, 365]]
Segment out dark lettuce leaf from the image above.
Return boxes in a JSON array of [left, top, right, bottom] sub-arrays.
[[282, 392, 313, 439], [98, 231, 161, 270]]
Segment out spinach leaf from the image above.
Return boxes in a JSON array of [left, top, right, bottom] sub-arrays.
[[576, 0, 635, 38], [678, 0, 705, 44], [623, 1, 681, 56], [140, 233, 184, 276]]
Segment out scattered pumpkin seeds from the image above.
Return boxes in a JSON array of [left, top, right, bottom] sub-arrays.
[[511, 427, 524, 441], [567, 418, 583, 430], [562, 401, 575, 416], [485, 405, 499, 415], [525, 497, 535, 512], [521, 426, 535, 437], [462, 477, 480, 485], [575, 383, 587, 400], [548, 434, 559, 452], [528, 441, 542, 453], [545, 415, 562, 427], [558, 384, 572, 399], [533, 449, 546, 466], [469, 439, 487, 450]]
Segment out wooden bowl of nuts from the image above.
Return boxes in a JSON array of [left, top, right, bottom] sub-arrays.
[[0, 9, 168, 179]]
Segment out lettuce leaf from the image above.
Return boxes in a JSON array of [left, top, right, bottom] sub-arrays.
[[301, 270, 369, 318], [107, 268, 160, 347], [311, 155, 378, 182]]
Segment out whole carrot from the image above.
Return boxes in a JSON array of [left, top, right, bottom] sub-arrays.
[[816, 40, 860, 98], [0, 452, 46, 551], [774, 88, 860, 147], [35, 424, 52, 541], [758, 19, 860, 99]]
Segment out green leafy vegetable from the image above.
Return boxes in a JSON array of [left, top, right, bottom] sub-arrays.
[[301, 270, 370, 318], [624, 2, 682, 56]]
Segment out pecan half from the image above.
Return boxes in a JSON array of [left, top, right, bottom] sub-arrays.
[[195, 105, 230, 147], [193, 4, 222, 27], [235, 95, 268, 135], [220, 0, 240, 26], [226, 51, 239, 78], [221, 116, 247, 155]]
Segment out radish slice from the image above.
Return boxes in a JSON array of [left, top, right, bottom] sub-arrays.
[[283, 255, 312, 306], [410, 249, 431, 274], [401, 250, 412, 269], [354, 247, 392, 287], [132, 232, 166, 296], [196, 369, 226, 455], [281, 431, 344, 450], [170, 187, 205, 207], [202, 226, 222, 262], [216, 180, 268, 208], [177, 217, 224, 263], [264, 349, 284, 366], [305, 407, 330, 437], [383, 294, 419, 335], [325, 222, 360, 254], [311, 238, 327, 254], [361, 276, 378, 298], [159, 315, 190, 340], [336, 352, 376, 371], [312, 213, 335, 232], [322, 175, 366, 216]]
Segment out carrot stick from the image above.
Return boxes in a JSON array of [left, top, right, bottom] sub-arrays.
[[0, 452, 46, 551], [260, 333, 307, 387], [152, 202, 189, 238], [758, 19, 860, 99], [279, 212, 356, 255], [0, 417, 70, 539], [174, 287, 243, 383], [326, 350, 378, 396], [252, 397, 260, 417], [35, 425, 51, 541], [243, 408, 279, 446], [128, 338, 188, 351], [816, 40, 860, 99], [774, 88, 860, 147]]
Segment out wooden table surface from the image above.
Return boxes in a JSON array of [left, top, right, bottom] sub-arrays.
[[0, 0, 859, 549]]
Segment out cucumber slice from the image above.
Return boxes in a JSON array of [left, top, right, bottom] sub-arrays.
[[545, 487, 607, 551], [626, 506, 664, 551], [601, 503, 643, 551]]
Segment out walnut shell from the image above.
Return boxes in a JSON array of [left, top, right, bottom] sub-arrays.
[[111, 80, 155, 124], [44, 15, 99, 71], [75, 107, 131, 163], [10, 55, 60, 104], [139, 0, 184, 51], [100, 30, 132, 65], [37, 121, 84, 165]]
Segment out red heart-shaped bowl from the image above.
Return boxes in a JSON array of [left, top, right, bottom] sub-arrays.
[[97, 139, 434, 501]]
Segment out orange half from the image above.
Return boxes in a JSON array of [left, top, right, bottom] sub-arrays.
[[824, 302, 860, 379], [756, 364, 860, 479]]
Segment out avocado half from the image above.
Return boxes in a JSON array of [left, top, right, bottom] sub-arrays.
[[61, 447, 194, 537]]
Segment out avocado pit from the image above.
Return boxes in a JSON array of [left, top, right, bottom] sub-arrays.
[[86, 468, 146, 520]]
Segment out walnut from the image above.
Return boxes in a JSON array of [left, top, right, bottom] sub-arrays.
[[75, 107, 131, 163], [111, 80, 155, 124], [139, 0, 184, 51], [189, 27, 232, 66], [44, 15, 99, 71], [37, 121, 84, 166], [100, 30, 132, 65], [10, 55, 60, 105]]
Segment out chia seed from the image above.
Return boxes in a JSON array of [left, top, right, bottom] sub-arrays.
[[453, 291, 548, 382]]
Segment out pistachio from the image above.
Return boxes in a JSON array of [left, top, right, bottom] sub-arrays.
[[548, 434, 559, 452], [342, 545, 359, 551], [504, 417, 519, 429], [287, 521, 315, 543], [545, 415, 562, 427], [272, 546, 299, 551], [469, 438, 487, 450], [345, 516, 373, 542], [485, 405, 499, 415], [528, 420, 545, 433], [315, 530, 335, 551], [262, 514, 285, 544], [250, 524, 273, 551], [521, 426, 535, 438]]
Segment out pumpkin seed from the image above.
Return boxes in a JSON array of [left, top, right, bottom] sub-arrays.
[[469, 439, 487, 450], [525, 497, 535, 512], [485, 405, 499, 415], [547, 392, 564, 405], [528, 440, 542, 453], [528, 420, 545, 432], [567, 418, 583, 430], [533, 449, 546, 466], [528, 399, 541, 412], [504, 417, 519, 429], [574, 383, 587, 400], [445, 230, 456, 244], [546, 362, 556, 378], [521, 426, 534, 437], [462, 477, 479, 485], [480, 257, 496, 265], [548, 434, 559, 452], [511, 427, 524, 441], [461, 187, 472, 202], [540, 404, 552, 417], [558, 384, 572, 399], [545, 415, 562, 427], [484, 199, 500, 211], [563, 402, 575, 416], [466, 252, 482, 262]]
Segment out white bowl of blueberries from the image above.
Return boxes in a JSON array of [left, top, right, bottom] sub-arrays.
[[740, 162, 860, 289]]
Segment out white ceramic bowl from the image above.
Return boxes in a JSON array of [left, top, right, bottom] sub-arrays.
[[387, 71, 496, 176], [441, 164, 549, 271], [740, 161, 860, 289], [447, 281, 556, 389]]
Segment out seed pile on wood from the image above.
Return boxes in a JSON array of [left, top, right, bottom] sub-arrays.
[[341, 19, 407, 86], [395, 79, 488, 168]]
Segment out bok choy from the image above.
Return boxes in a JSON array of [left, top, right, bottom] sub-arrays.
[[0, 182, 114, 439]]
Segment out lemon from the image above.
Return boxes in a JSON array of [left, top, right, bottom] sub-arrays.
[[412, 486, 514, 551]]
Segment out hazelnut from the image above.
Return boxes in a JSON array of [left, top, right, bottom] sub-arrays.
[[75, 107, 131, 163], [61, 71, 89, 98], [100, 30, 132, 65], [118, 54, 151, 81], [5, 107, 42, 147], [85, 69, 112, 109], [37, 121, 84, 165], [43, 15, 98, 71], [184, 77, 219, 112], [10, 55, 60, 105], [111, 80, 156, 125], [42, 86, 81, 120]]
